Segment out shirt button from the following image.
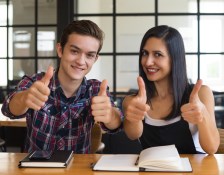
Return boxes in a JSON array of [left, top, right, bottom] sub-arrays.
[[64, 106, 67, 110]]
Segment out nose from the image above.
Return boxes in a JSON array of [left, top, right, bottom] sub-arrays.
[[76, 53, 86, 64], [144, 55, 155, 66]]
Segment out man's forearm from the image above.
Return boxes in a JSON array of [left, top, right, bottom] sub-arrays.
[[9, 91, 29, 116], [104, 107, 122, 130]]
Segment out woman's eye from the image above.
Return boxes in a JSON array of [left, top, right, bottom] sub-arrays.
[[155, 52, 162, 57], [142, 50, 148, 56]]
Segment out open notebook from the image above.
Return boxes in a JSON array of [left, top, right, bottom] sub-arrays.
[[93, 145, 192, 172]]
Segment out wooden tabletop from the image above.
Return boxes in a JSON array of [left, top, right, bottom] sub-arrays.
[[0, 115, 26, 127], [0, 153, 224, 175], [0, 104, 26, 127]]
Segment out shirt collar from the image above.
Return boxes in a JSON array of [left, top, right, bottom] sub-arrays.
[[50, 67, 88, 99]]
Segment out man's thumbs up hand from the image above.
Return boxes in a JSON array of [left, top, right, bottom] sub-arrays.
[[41, 66, 54, 86], [91, 80, 114, 124], [98, 79, 108, 96], [181, 80, 205, 124], [23, 66, 54, 111]]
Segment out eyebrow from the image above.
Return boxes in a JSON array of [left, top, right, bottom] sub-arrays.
[[70, 44, 81, 51], [153, 50, 163, 53], [70, 44, 98, 54], [142, 49, 162, 53]]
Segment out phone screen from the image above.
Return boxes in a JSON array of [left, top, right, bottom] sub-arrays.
[[29, 150, 53, 160]]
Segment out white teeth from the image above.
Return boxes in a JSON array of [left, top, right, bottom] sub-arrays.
[[147, 68, 157, 72]]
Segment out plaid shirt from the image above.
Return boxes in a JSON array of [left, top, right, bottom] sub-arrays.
[[1, 69, 123, 153]]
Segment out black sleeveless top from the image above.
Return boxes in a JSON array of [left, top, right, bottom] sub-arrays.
[[139, 84, 200, 154], [140, 118, 197, 154]]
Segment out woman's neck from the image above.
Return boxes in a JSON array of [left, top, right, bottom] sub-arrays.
[[154, 80, 173, 99]]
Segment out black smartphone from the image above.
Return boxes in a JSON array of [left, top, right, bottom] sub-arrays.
[[29, 150, 53, 160]]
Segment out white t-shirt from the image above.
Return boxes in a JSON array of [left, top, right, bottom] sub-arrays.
[[144, 115, 205, 153]]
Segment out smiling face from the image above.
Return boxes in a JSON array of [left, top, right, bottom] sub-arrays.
[[57, 33, 100, 83], [141, 37, 172, 83]]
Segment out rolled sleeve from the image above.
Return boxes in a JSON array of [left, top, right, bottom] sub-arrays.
[[100, 107, 124, 134], [1, 75, 34, 119], [1, 91, 26, 119]]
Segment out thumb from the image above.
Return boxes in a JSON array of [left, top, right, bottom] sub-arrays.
[[137, 76, 147, 103], [41, 66, 54, 86], [190, 79, 202, 103], [98, 79, 108, 96]]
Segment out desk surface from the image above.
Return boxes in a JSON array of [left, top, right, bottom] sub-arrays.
[[0, 153, 224, 175], [0, 104, 26, 127], [0, 115, 26, 127]]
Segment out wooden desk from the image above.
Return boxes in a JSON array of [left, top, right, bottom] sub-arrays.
[[0, 104, 26, 127], [0, 115, 26, 127], [0, 153, 224, 175]]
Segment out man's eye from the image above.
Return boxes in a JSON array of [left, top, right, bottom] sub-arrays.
[[71, 50, 78, 54], [87, 54, 96, 59]]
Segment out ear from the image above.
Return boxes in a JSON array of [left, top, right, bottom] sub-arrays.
[[56, 43, 63, 58]]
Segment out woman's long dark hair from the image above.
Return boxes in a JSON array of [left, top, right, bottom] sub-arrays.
[[139, 25, 190, 119]]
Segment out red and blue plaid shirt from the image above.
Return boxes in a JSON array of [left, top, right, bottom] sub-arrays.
[[1, 69, 123, 153]]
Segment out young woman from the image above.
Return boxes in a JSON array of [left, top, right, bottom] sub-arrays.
[[123, 25, 219, 154]]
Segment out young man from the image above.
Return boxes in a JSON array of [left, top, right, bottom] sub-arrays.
[[1, 20, 123, 153]]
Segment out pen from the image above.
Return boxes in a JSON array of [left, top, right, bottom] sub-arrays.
[[135, 156, 139, 165], [90, 162, 95, 168]]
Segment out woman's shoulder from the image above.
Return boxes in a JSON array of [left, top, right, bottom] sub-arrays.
[[199, 84, 212, 93], [182, 82, 213, 104], [198, 84, 214, 101], [188, 82, 213, 96]]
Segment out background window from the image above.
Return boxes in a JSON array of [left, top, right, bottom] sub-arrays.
[[1, 0, 57, 97], [73, 0, 224, 96], [1, 0, 224, 100]]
